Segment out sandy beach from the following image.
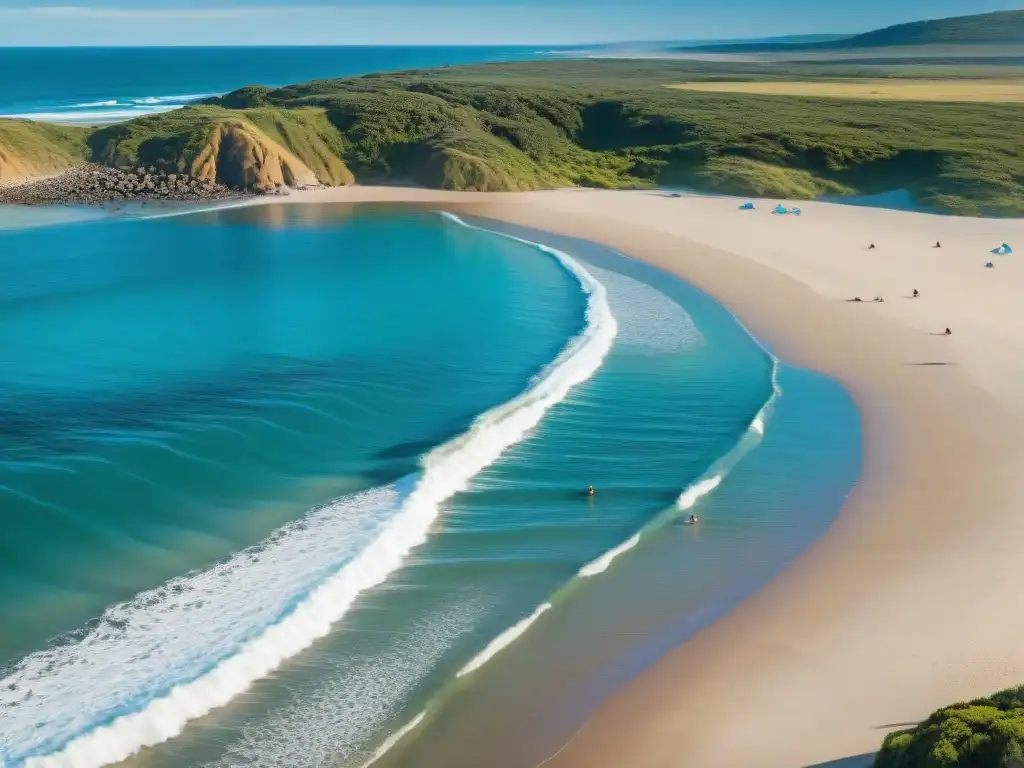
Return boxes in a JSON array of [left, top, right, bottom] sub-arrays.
[[261, 186, 1024, 767]]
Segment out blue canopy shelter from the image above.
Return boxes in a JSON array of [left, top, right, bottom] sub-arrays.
[[773, 204, 789, 215], [791, 207, 802, 216], [992, 243, 1013, 255], [739, 202, 755, 210]]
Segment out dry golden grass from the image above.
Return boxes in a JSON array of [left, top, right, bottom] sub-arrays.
[[666, 78, 1024, 103]]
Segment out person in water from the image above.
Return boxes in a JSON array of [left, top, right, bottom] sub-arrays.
[[587, 485, 595, 496], [686, 514, 699, 524]]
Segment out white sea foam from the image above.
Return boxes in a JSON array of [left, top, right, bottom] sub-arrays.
[[6, 209, 616, 768], [4, 484, 402, 766], [677, 474, 724, 510], [1, 106, 180, 124], [457, 603, 553, 678], [4, 94, 215, 125], [356, 711, 428, 768], [213, 597, 483, 768], [584, 264, 703, 353], [578, 533, 641, 577], [123, 197, 260, 222]]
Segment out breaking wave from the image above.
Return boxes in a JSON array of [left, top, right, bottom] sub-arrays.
[[2, 212, 616, 768]]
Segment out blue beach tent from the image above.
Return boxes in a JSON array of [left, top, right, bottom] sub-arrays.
[[992, 243, 1013, 255], [773, 204, 789, 215], [739, 202, 755, 210]]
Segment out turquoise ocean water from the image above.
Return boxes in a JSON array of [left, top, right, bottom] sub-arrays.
[[0, 203, 859, 768]]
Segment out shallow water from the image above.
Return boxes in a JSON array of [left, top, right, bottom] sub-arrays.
[[0, 205, 859, 768]]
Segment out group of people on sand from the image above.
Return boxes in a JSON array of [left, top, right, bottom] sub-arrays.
[[868, 241, 943, 251], [850, 288, 952, 334]]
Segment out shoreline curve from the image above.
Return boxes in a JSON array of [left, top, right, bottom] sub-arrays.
[[248, 186, 1024, 768]]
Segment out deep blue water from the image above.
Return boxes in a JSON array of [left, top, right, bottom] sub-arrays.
[[0, 46, 542, 123], [0, 204, 859, 768]]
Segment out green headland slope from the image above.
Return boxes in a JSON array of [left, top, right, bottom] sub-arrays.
[[2, 59, 1023, 214], [0, 120, 89, 181]]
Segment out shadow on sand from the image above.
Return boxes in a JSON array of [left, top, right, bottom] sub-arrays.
[[805, 753, 876, 768]]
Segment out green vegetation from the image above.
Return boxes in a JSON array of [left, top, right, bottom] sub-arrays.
[[0, 119, 88, 180], [682, 10, 1024, 53], [875, 686, 1024, 768], [200, 60, 1024, 214], [3, 57, 1024, 214]]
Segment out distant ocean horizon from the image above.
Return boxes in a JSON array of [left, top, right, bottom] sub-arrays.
[[0, 46, 547, 124]]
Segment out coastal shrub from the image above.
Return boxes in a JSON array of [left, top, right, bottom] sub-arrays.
[[684, 156, 854, 198], [875, 687, 1024, 768], [12, 58, 1024, 212]]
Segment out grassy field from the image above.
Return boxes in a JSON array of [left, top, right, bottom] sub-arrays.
[[668, 78, 1024, 103]]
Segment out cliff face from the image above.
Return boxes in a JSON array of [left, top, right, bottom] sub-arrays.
[[84, 107, 353, 193], [189, 120, 321, 191]]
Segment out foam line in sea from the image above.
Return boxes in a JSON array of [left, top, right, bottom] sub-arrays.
[[8, 210, 616, 768], [356, 711, 428, 768], [362, 219, 784, 765], [457, 603, 553, 678], [576, 312, 784, 581], [2, 94, 216, 125]]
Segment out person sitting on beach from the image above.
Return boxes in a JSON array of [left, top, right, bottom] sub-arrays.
[[852, 297, 863, 302], [985, 262, 994, 268], [868, 244, 876, 250], [913, 289, 920, 298], [943, 328, 952, 336], [874, 296, 884, 303], [934, 241, 942, 248]]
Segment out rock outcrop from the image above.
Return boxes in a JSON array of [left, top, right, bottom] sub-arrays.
[[188, 120, 321, 192]]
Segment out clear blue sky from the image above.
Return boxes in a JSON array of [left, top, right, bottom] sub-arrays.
[[0, 0, 1020, 46]]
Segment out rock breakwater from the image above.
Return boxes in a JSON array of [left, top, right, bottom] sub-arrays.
[[0, 164, 264, 205]]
